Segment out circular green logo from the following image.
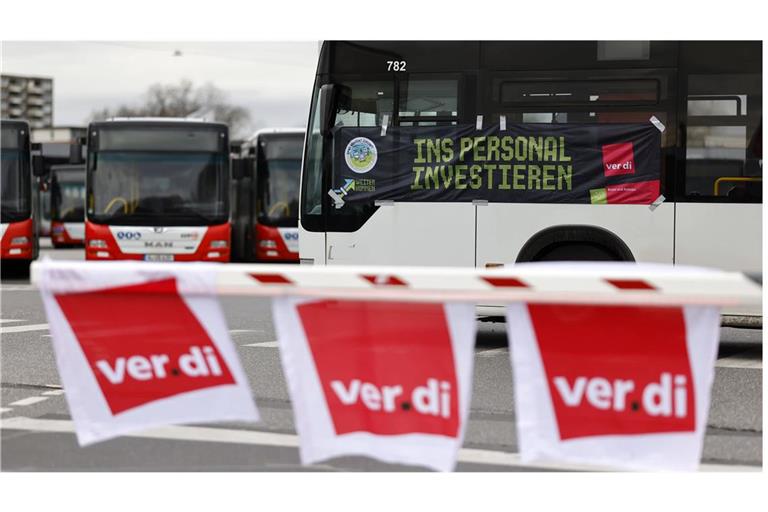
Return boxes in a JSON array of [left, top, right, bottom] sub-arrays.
[[344, 137, 378, 174]]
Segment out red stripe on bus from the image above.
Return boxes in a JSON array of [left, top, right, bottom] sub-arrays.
[[605, 279, 657, 290]]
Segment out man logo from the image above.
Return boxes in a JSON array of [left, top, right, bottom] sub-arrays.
[[344, 137, 378, 174], [153, 227, 165, 234]]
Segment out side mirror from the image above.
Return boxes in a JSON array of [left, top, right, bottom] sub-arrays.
[[319, 83, 338, 137], [32, 155, 47, 178]]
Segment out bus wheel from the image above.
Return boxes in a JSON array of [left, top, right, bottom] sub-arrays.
[[517, 226, 634, 263], [533, 242, 621, 262]]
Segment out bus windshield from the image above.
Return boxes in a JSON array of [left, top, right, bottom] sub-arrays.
[[257, 134, 302, 226], [87, 126, 229, 227], [1, 126, 31, 223], [51, 167, 85, 223]]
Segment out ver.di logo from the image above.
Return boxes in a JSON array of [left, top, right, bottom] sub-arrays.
[[344, 137, 378, 174]]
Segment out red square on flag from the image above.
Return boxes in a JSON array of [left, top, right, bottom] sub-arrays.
[[528, 304, 695, 440], [54, 278, 236, 415], [297, 300, 460, 437], [602, 142, 636, 176]]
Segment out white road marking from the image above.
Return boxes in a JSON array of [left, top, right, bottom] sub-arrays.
[[0, 417, 757, 472], [0, 319, 24, 324], [476, 347, 508, 357], [715, 351, 763, 370], [41, 390, 65, 396], [0, 323, 50, 334], [0, 285, 37, 292], [0, 408, 12, 414], [242, 340, 280, 348], [8, 396, 49, 407]]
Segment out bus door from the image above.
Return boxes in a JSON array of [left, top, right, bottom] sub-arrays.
[[476, 68, 678, 266], [322, 76, 476, 266], [230, 151, 256, 262], [674, 42, 762, 275]]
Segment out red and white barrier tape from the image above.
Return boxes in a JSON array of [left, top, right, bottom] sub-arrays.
[[32, 259, 761, 307]]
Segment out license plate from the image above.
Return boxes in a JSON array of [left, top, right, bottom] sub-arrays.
[[144, 254, 174, 262]]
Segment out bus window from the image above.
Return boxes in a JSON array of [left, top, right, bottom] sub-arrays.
[[335, 81, 394, 128], [302, 91, 324, 220], [398, 79, 459, 126], [326, 80, 395, 230], [497, 79, 659, 106], [684, 73, 762, 202]]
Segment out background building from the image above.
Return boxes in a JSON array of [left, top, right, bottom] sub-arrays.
[[1, 74, 54, 128]]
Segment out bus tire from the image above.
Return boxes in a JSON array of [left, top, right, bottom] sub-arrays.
[[516, 225, 634, 263]]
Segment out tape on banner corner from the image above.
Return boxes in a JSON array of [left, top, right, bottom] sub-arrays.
[[327, 189, 345, 209], [649, 194, 666, 211], [476, 115, 483, 130], [380, 114, 389, 136], [499, 115, 507, 131], [650, 116, 666, 132]]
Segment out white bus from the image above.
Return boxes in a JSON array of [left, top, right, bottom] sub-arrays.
[[298, 41, 762, 319]]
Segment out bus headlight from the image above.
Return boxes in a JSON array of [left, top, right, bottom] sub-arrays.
[[259, 240, 277, 249], [89, 239, 108, 248], [210, 240, 228, 249], [10, 237, 29, 245]]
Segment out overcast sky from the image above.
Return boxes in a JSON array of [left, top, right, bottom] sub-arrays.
[[1, 42, 319, 138]]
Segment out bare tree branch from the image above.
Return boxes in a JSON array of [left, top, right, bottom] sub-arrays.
[[90, 79, 251, 135]]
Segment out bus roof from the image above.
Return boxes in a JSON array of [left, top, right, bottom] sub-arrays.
[[247, 127, 304, 139], [1, 119, 31, 130], [89, 118, 228, 131], [106, 117, 207, 123], [243, 128, 305, 148]]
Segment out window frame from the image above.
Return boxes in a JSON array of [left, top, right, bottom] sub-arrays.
[[677, 71, 762, 204]]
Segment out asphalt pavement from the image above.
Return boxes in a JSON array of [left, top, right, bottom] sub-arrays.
[[0, 243, 762, 471]]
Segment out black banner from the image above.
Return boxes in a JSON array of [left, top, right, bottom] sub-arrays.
[[331, 123, 661, 206]]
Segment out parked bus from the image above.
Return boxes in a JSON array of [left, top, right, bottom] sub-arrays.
[[50, 164, 86, 247], [85, 118, 232, 261], [231, 128, 304, 262], [299, 41, 762, 318], [1, 119, 43, 270], [32, 126, 88, 240]]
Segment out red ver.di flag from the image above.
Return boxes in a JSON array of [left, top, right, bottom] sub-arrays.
[[37, 260, 259, 446], [506, 272, 720, 470], [272, 298, 476, 471]]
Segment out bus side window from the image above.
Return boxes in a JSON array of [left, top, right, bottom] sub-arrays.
[[334, 81, 394, 128], [398, 79, 459, 127], [684, 73, 762, 203]]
